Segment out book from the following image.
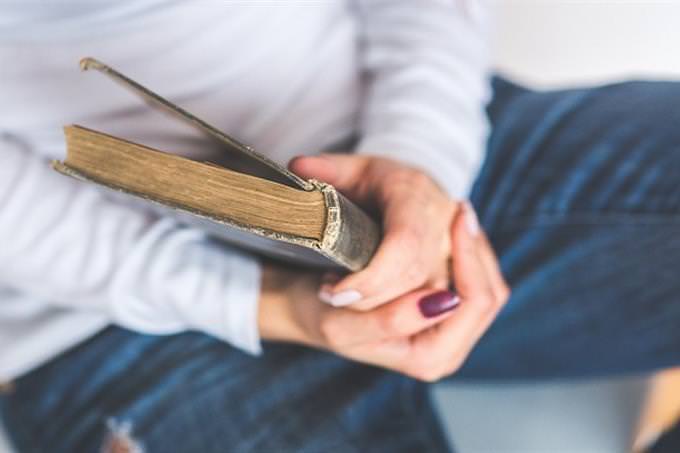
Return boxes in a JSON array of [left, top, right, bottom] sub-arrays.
[[53, 58, 380, 270]]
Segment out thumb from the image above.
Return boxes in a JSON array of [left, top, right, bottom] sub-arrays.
[[288, 154, 370, 199], [450, 202, 492, 302]]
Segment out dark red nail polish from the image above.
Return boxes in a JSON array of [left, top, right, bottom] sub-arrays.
[[419, 291, 460, 318]]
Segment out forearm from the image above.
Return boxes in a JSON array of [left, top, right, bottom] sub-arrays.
[[0, 140, 262, 353], [354, 0, 493, 198]]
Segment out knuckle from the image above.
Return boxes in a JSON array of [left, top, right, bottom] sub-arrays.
[[408, 170, 433, 190], [403, 359, 436, 382], [503, 284, 512, 301], [410, 356, 445, 382], [391, 226, 420, 251], [416, 371, 440, 383], [417, 359, 462, 382], [478, 293, 497, 316], [408, 351, 467, 382], [377, 309, 402, 336], [460, 236, 478, 255], [404, 262, 428, 288], [386, 167, 421, 189], [382, 231, 429, 288], [498, 284, 511, 306], [385, 169, 439, 200], [446, 354, 466, 375], [416, 366, 447, 383], [440, 356, 464, 380]]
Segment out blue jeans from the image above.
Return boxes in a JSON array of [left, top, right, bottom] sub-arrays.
[[3, 78, 680, 452]]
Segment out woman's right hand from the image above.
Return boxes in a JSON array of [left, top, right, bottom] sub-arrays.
[[258, 203, 510, 381]]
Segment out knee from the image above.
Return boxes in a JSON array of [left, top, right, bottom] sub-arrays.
[[596, 81, 680, 146], [554, 80, 680, 212]]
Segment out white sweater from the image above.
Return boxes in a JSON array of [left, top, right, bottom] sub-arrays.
[[0, 1, 491, 381]]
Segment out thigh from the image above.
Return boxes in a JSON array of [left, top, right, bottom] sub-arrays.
[[1, 328, 450, 453], [460, 78, 680, 379]]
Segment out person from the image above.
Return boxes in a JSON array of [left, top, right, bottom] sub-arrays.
[[0, 2, 678, 452]]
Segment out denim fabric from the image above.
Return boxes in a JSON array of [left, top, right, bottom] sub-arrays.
[[651, 419, 680, 453], [464, 78, 680, 380], [2, 78, 680, 452]]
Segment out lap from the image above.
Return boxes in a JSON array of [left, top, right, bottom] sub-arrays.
[[477, 78, 680, 221], [0, 327, 449, 453], [461, 78, 680, 379]]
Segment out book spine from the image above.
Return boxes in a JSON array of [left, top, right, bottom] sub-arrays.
[[316, 182, 380, 271]]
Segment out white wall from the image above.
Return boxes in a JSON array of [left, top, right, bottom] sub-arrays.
[[493, 0, 680, 87]]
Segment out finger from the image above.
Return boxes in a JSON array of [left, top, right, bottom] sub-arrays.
[[464, 227, 509, 348], [321, 288, 459, 347], [402, 205, 501, 380], [320, 226, 429, 309], [477, 231, 511, 303], [288, 154, 371, 202], [450, 202, 494, 303], [337, 337, 413, 375], [319, 199, 457, 310], [291, 153, 406, 308], [294, 154, 455, 310], [428, 259, 451, 292], [342, 207, 504, 381]]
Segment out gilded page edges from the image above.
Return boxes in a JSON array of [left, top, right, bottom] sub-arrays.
[[53, 162, 379, 271], [53, 161, 320, 246]]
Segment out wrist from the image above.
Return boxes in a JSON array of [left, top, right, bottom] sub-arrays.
[[257, 288, 304, 344], [257, 264, 319, 347]]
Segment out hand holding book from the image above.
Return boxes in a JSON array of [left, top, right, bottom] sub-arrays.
[[55, 59, 380, 271], [289, 153, 456, 311], [54, 58, 509, 378], [258, 203, 510, 381], [54, 58, 455, 312]]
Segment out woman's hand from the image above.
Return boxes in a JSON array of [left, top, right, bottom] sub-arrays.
[[258, 203, 510, 381], [289, 154, 456, 311]]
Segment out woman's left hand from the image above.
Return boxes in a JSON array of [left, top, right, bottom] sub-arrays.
[[259, 203, 510, 381], [289, 154, 456, 311]]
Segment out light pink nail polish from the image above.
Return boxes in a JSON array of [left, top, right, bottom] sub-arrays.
[[464, 201, 480, 236], [318, 289, 334, 304], [318, 289, 362, 307]]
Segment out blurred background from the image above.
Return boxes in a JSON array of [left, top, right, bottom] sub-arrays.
[[437, 1, 680, 452], [493, 0, 680, 87], [2, 1, 680, 452]]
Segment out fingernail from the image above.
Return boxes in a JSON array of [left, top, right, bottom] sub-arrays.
[[419, 291, 460, 318], [318, 289, 363, 307], [318, 288, 334, 304], [464, 201, 480, 237]]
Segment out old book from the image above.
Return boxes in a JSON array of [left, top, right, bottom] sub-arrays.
[[53, 58, 380, 270]]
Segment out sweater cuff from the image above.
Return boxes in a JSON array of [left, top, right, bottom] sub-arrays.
[[109, 223, 266, 356], [219, 250, 263, 355]]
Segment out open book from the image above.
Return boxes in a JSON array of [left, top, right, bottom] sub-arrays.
[[53, 58, 380, 270]]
